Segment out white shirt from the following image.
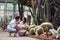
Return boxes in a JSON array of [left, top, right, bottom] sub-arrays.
[[18, 21, 29, 33], [18, 21, 28, 28], [7, 19, 19, 28]]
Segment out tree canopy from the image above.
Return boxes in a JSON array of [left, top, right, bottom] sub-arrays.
[[13, 0, 37, 8]]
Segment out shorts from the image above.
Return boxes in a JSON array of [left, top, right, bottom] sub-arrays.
[[18, 30, 29, 36], [7, 27, 16, 32]]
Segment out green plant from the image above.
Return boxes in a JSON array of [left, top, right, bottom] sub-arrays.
[[35, 27, 44, 36], [29, 28, 35, 35], [34, 25, 40, 32], [40, 22, 53, 31], [0, 21, 7, 31]]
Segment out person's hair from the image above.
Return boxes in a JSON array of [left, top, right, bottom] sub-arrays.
[[15, 16, 20, 19], [23, 17, 26, 22]]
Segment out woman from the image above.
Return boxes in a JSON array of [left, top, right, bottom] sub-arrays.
[[18, 17, 29, 36]]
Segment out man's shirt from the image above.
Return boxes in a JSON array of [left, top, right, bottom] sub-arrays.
[[7, 19, 19, 28]]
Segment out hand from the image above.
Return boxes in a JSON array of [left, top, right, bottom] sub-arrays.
[[22, 27, 28, 30], [15, 22, 19, 26]]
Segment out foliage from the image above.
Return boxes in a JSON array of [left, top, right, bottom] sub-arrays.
[[29, 25, 44, 35], [0, 21, 7, 30], [34, 25, 40, 32], [29, 28, 35, 35], [40, 22, 53, 31], [35, 27, 44, 36], [13, 0, 32, 7]]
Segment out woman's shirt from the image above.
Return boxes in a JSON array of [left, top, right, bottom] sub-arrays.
[[18, 21, 29, 32], [18, 21, 28, 28]]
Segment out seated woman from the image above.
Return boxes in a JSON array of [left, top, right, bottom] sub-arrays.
[[18, 17, 29, 36]]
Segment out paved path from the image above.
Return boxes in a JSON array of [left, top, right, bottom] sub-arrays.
[[0, 32, 39, 40]]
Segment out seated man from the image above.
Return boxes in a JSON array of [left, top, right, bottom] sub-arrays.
[[7, 16, 20, 37], [18, 17, 29, 36]]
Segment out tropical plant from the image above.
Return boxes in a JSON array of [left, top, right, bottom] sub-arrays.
[[34, 25, 40, 32], [35, 27, 44, 36], [40, 22, 53, 31], [29, 28, 35, 35]]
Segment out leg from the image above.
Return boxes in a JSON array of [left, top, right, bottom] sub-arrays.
[[7, 28, 14, 37], [8, 28, 17, 37], [23, 31, 29, 36], [14, 29, 20, 37], [9, 32, 11, 37], [23, 31, 26, 36], [9, 31, 15, 37]]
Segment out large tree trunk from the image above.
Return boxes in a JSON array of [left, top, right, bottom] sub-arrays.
[[13, 4, 16, 18], [37, 0, 44, 25], [18, 0, 24, 21], [31, 0, 37, 25], [48, 0, 60, 30]]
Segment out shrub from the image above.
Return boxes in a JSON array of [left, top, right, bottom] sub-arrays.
[[35, 27, 44, 36], [29, 28, 35, 35], [34, 25, 40, 32], [40, 22, 53, 32]]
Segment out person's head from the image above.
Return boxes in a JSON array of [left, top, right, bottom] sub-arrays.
[[22, 17, 26, 23], [15, 16, 20, 21]]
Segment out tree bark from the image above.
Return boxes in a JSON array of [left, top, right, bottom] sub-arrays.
[[18, 0, 24, 21]]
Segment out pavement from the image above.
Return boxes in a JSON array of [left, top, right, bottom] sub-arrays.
[[0, 32, 39, 40]]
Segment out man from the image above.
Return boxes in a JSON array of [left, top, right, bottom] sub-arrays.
[[7, 16, 20, 37], [18, 17, 29, 36]]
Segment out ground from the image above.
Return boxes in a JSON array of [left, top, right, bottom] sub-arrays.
[[0, 32, 39, 40]]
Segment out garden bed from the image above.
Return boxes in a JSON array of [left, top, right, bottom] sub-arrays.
[[29, 35, 59, 40]]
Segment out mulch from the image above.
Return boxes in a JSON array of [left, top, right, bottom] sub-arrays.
[[29, 35, 60, 40]]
